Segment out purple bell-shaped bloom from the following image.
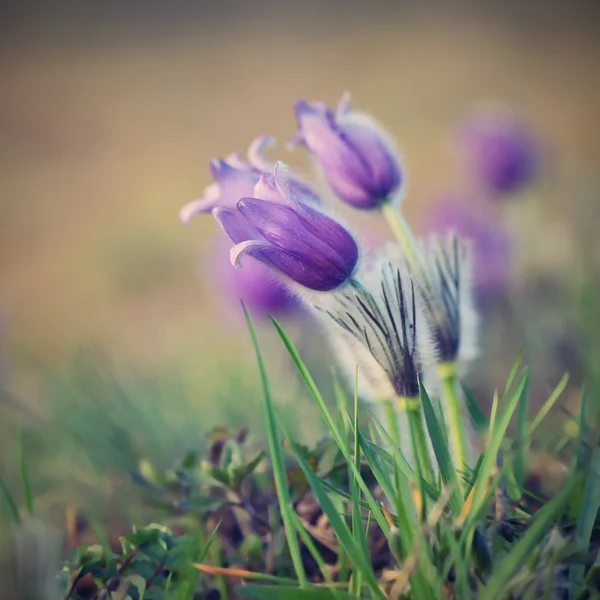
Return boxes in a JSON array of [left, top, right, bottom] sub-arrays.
[[292, 93, 402, 210], [213, 162, 359, 292], [180, 136, 274, 224], [460, 108, 537, 196]]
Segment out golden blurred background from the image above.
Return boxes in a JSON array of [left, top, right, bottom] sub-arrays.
[[1, 1, 599, 516]]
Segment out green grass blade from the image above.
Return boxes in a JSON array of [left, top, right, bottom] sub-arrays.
[[462, 384, 488, 436], [503, 347, 523, 397], [480, 474, 575, 600], [350, 370, 366, 597], [570, 447, 600, 592], [527, 373, 569, 437], [420, 384, 463, 516], [513, 376, 530, 491], [236, 586, 354, 600], [281, 427, 385, 600], [0, 474, 20, 524], [16, 425, 33, 514], [463, 370, 528, 533], [244, 307, 308, 588], [273, 318, 389, 537]]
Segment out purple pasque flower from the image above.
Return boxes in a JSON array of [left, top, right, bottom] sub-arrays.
[[207, 233, 300, 319], [180, 136, 274, 225], [292, 93, 402, 210], [420, 194, 511, 296], [213, 162, 359, 292], [460, 108, 537, 195]]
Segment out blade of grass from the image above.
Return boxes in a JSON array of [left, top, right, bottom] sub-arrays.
[[350, 369, 366, 598], [244, 307, 308, 588], [570, 447, 600, 592], [527, 373, 569, 437], [236, 585, 354, 600], [420, 384, 463, 516], [0, 474, 20, 524], [281, 426, 385, 600], [462, 370, 528, 534], [16, 425, 33, 514], [273, 319, 390, 538], [513, 376, 529, 491], [461, 384, 488, 436], [503, 347, 523, 397], [480, 472, 575, 600]]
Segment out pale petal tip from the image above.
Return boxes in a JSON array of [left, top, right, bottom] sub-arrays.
[[179, 200, 202, 225]]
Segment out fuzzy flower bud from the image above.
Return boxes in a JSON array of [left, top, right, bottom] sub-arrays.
[[312, 251, 433, 399], [293, 93, 402, 210]]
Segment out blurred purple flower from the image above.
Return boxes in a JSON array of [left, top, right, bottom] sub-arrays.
[[292, 93, 402, 210], [180, 136, 274, 224], [214, 162, 359, 292], [460, 109, 537, 195], [420, 195, 511, 296], [207, 233, 300, 318]]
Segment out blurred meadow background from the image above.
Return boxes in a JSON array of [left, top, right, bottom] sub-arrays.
[[1, 0, 600, 527]]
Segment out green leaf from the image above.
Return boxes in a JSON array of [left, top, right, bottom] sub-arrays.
[[244, 307, 308, 587], [232, 450, 265, 487], [236, 585, 354, 600]]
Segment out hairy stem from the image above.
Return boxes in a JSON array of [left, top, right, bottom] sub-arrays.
[[380, 203, 426, 284], [440, 364, 469, 492], [400, 396, 433, 483]]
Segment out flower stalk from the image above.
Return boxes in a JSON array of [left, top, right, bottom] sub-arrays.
[[380, 202, 427, 286], [438, 362, 468, 492], [398, 396, 434, 484]]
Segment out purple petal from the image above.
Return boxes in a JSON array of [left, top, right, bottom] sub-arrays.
[[272, 161, 321, 208], [337, 114, 401, 197], [247, 135, 275, 172], [212, 207, 262, 244], [237, 197, 358, 281], [335, 92, 352, 119], [293, 100, 373, 187], [253, 172, 286, 204], [231, 240, 355, 292], [223, 152, 249, 169], [180, 183, 220, 224]]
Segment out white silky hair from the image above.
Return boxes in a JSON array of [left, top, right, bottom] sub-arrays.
[[420, 232, 479, 371]]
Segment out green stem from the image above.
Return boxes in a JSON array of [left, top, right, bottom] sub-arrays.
[[382, 399, 401, 450], [400, 396, 433, 483], [380, 203, 426, 282], [440, 366, 468, 490]]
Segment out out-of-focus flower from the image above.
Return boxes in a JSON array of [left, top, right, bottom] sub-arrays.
[[180, 136, 275, 224], [292, 93, 402, 210], [206, 233, 300, 318], [213, 162, 359, 292], [420, 195, 511, 297], [459, 108, 537, 195]]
